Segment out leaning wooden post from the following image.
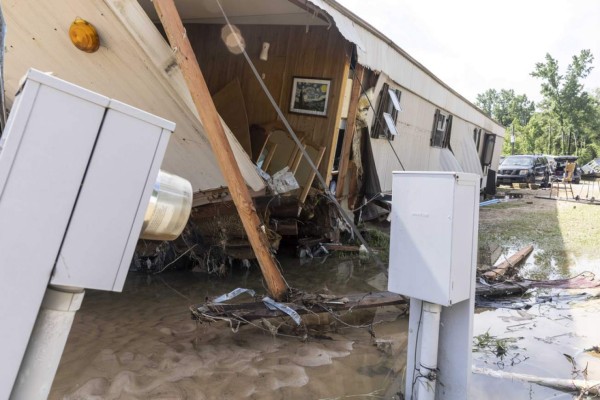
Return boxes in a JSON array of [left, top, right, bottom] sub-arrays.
[[153, 0, 288, 300]]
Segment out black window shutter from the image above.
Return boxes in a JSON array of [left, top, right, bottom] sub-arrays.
[[431, 109, 440, 146], [443, 115, 453, 148], [371, 83, 389, 138]]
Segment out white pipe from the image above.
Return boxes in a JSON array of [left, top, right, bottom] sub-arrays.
[[10, 286, 84, 400], [416, 302, 442, 400]]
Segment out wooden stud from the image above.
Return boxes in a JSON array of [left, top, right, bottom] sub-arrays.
[[336, 64, 364, 198], [153, 0, 288, 300], [325, 57, 351, 184]]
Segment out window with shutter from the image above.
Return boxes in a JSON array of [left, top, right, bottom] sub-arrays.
[[430, 109, 452, 148], [371, 84, 401, 139]]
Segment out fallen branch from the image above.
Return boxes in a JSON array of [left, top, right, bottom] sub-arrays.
[[473, 366, 600, 395]]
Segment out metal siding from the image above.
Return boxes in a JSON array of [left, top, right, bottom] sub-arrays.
[[369, 76, 493, 192], [450, 119, 484, 177], [4, 0, 265, 193], [308, 0, 505, 139]]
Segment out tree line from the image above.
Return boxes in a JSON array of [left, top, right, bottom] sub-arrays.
[[476, 50, 600, 164]]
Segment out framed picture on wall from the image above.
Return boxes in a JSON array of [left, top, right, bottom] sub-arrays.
[[289, 77, 331, 117]]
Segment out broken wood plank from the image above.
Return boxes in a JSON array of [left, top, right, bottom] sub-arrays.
[[288, 143, 305, 175], [482, 245, 534, 280], [260, 142, 277, 171], [295, 145, 326, 204], [265, 129, 303, 175], [272, 219, 298, 236], [336, 64, 364, 199], [154, 0, 288, 300], [249, 124, 270, 163], [322, 243, 361, 252]]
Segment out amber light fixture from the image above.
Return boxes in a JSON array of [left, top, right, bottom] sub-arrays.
[[69, 17, 100, 53]]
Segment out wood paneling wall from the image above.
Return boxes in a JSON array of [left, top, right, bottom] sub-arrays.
[[186, 23, 351, 179]]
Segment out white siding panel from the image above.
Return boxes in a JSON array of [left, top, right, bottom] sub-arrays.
[[369, 76, 492, 193], [308, 0, 505, 139], [4, 0, 265, 193], [450, 120, 484, 176]]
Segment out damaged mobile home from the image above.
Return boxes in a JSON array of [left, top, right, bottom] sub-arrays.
[[3, 0, 504, 266]]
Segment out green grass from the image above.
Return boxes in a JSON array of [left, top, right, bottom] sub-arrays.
[[473, 331, 522, 359], [479, 199, 600, 279]]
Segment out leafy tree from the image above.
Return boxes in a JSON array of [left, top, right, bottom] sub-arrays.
[[530, 49, 599, 158], [476, 89, 535, 127], [477, 50, 599, 162]]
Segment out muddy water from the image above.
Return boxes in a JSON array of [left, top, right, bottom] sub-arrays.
[[472, 294, 600, 399], [49, 257, 407, 400], [50, 254, 600, 399]]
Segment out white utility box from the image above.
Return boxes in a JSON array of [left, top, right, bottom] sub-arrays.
[[0, 69, 175, 399], [387, 171, 479, 306]]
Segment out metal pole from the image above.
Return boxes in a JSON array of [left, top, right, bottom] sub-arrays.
[[510, 125, 515, 155], [10, 286, 84, 400], [416, 302, 442, 400]]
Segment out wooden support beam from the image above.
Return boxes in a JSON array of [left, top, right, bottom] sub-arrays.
[[154, 0, 288, 300], [336, 64, 364, 198]]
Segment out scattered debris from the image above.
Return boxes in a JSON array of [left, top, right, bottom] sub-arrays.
[[191, 290, 407, 331], [476, 272, 600, 297], [476, 293, 595, 310]]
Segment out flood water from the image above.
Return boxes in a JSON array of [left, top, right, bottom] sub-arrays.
[[49, 251, 600, 399]]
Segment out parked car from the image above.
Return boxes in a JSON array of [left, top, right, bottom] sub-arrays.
[[552, 155, 581, 184], [497, 155, 550, 186]]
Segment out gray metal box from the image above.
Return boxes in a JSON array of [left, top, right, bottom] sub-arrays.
[[0, 69, 174, 398], [387, 172, 480, 306]]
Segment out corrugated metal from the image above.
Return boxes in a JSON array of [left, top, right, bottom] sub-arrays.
[[368, 73, 490, 193], [307, 0, 505, 139], [430, 148, 464, 172], [3, 0, 265, 193], [450, 121, 484, 176]]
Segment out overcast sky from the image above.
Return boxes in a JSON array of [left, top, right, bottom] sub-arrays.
[[336, 0, 600, 105]]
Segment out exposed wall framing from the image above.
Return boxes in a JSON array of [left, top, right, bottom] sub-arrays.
[[186, 23, 351, 181]]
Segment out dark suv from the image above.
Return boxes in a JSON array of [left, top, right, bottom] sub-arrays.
[[497, 155, 550, 186]]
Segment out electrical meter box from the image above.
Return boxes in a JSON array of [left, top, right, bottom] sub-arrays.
[[0, 69, 174, 398], [387, 172, 480, 306]]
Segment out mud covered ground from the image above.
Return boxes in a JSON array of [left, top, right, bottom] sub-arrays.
[[49, 183, 600, 399]]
